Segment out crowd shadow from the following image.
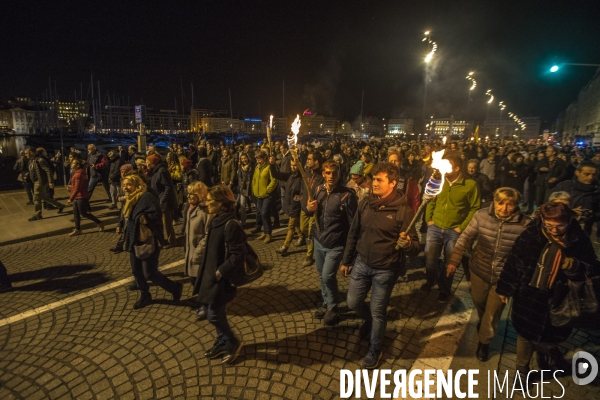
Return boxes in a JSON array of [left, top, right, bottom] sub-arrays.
[[8, 264, 111, 294], [229, 284, 321, 317], [9, 264, 95, 282]]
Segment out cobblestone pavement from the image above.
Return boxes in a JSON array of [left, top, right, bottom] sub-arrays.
[[0, 219, 598, 399]]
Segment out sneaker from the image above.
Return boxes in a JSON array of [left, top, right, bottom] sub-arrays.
[[275, 246, 288, 255], [172, 282, 183, 302], [323, 305, 340, 326], [0, 284, 13, 293], [205, 340, 228, 359], [109, 246, 123, 254], [313, 303, 328, 319], [437, 292, 450, 303], [221, 340, 243, 364], [476, 342, 489, 362], [256, 233, 266, 241], [26, 201, 34, 205], [57, 205, 65, 214], [133, 293, 152, 309], [68, 229, 82, 237], [362, 348, 382, 369], [419, 282, 433, 292], [295, 238, 306, 247], [302, 256, 314, 267], [28, 215, 42, 221], [359, 321, 372, 340], [263, 234, 272, 244]]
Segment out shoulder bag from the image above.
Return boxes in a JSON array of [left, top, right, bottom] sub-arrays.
[[225, 220, 264, 286], [134, 215, 156, 260]]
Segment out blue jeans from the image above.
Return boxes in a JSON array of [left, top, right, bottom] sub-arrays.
[[206, 302, 237, 346], [347, 256, 400, 352], [255, 197, 273, 234], [424, 224, 460, 295], [314, 240, 344, 307]]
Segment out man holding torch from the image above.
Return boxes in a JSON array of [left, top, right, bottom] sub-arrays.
[[422, 154, 481, 303], [341, 163, 420, 369]]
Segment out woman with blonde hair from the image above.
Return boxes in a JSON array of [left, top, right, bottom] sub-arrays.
[[122, 174, 183, 309], [447, 187, 531, 362], [183, 181, 213, 320]]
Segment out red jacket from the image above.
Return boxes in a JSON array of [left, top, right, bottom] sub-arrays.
[[69, 169, 90, 201]]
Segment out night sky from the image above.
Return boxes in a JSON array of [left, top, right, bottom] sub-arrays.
[[3, 0, 600, 128]]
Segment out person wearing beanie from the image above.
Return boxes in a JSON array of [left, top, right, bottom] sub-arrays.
[[347, 161, 371, 202], [146, 154, 179, 248]]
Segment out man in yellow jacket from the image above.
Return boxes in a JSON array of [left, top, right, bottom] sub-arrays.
[[252, 151, 278, 243]]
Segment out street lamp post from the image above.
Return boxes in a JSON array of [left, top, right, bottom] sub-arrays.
[[550, 63, 600, 72]]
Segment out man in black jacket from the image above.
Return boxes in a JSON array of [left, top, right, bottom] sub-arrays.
[[341, 162, 420, 369], [13, 150, 33, 205], [108, 150, 123, 210], [550, 161, 600, 236], [196, 147, 213, 188], [299, 151, 324, 266], [146, 154, 179, 248], [306, 160, 358, 325], [270, 159, 304, 255]]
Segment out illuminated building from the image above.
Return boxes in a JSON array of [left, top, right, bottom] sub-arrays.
[[386, 119, 415, 136], [483, 117, 540, 140], [94, 106, 191, 134], [298, 114, 340, 135], [428, 118, 473, 136], [0, 107, 56, 134], [559, 69, 600, 144]]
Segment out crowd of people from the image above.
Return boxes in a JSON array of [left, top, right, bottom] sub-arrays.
[[2, 136, 600, 371]]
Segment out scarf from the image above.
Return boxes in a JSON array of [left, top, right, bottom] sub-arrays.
[[369, 189, 398, 210], [122, 188, 145, 219], [529, 228, 568, 291]]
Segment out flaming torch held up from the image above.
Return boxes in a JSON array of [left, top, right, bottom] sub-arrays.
[[288, 114, 320, 231], [395, 149, 453, 250], [266, 115, 274, 156]]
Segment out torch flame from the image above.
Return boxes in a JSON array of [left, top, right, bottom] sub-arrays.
[[442, 136, 447, 145], [269, 115, 273, 128], [429, 149, 453, 194], [288, 114, 301, 148]]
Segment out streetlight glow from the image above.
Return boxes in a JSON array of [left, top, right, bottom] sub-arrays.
[[550, 65, 559, 73]]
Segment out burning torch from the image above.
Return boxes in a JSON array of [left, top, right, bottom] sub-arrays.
[[266, 115, 274, 156], [287, 115, 321, 231], [395, 149, 452, 250]]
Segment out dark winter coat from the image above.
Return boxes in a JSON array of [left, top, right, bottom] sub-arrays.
[[342, 191, 420, 271], [308, 183, 358, 249], [108, 158, 123, 185], [270, 169, 303, 218], [448, 204, 531, 284], [496, 220, 598, 343], [300, 167, 324, 213], [197, 158, 213, 187], [501, 162, 527, 193], [237, 164, 253, 197], [124, 192, 165, 253], [193, 211, 247, 305], [150, 162, 178, 211], [87, 151, 109, 178]]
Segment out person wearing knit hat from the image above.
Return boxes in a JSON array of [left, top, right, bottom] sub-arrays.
[[347, 161, 372, 202], [146, 153, 162, 166]]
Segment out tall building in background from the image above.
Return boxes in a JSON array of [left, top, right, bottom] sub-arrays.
[[483, 117, 540, 141], [559, 69, 600, 144], [386, 119, 415, 136]]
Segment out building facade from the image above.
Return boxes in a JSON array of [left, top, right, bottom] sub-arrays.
[[386, 118, 415, 136], [483, 117, 540, 141], [559, 68, 600, 144]]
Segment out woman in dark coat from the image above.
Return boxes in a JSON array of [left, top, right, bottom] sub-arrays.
[[122, 174, 183, 309], [496, 202, 597, 375], [193, 185, 246, 364]]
